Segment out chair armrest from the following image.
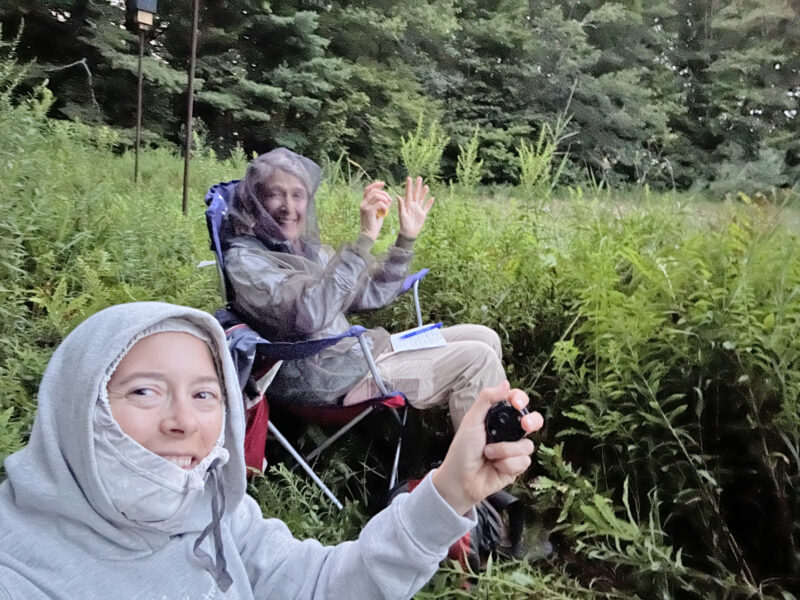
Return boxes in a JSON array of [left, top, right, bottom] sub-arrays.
[[400, 268, 428, 293], [225, 323, 401, 402], [357, 333, 389, 396], [226, 321, 371, 362], [401, 268, 428, 328]]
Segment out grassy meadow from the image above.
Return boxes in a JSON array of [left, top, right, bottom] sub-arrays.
[[2, 82, 800, 598]]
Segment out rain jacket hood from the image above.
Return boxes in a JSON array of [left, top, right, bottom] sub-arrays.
[[220, 147, 323, 260]]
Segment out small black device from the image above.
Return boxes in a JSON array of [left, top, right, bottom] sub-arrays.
[[485, 401, 529, 443]]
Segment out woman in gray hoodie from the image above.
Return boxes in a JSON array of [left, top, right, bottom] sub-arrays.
[[0, 302, 542, 599]]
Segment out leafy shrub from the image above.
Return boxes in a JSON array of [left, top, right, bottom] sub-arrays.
[[400, 115, 450, 182], [455, 128, 484, 190], [535, 199, 800, 598], [517, 115, 572, 201], [0, 65, 244, 471]]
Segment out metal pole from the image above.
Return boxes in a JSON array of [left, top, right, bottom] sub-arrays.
[[134, 27, 144, 184], [181, 0, 200, 216], [268, 422, 344, 510]]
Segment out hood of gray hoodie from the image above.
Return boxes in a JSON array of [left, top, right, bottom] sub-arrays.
[[0, 302, 246, 562]]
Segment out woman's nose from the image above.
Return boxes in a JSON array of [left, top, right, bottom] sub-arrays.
[[162, 396, 199, 435], [270, 198, 290, 217]]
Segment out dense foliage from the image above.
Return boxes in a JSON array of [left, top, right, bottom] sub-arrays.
[[3, 43, 800, 597], [2, 0, 798, 192]]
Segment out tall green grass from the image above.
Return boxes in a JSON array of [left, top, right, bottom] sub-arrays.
[[2, 60, 800, 598], [0, 79, 244, 465]]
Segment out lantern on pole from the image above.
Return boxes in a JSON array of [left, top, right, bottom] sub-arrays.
[[134, 0, 157, 183], [136, 0, 158, 28]]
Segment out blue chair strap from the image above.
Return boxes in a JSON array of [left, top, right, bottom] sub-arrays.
[[225, 321, 367, 364]]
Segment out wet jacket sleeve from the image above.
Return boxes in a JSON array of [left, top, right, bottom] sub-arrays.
[[224, 239, 376, 336], [233, 473, 475, 600], [348, 234, 416, 313]]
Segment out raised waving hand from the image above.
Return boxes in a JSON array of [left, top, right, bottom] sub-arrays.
[[397, 176, 434, 239]]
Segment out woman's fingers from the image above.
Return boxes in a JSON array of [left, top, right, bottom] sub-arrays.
[[365, 188, 391, 205], [363, 188, 392, 217], [360, 183, 393, 239], [362, 181, 384, 202], [484, 438, 535, 461], [416, 180, 429, 206], [363, 182, 391, 210], [400, 177, 429, 205], [370, 177, 432, 214], [521, 411, 544, 433], [460, 381, 512, 429], [506, 388, 544, 434], [485, 454, 533, 478], [396, 175, 434, 237], [507, 388, 529, 411], [364, 180, 385, 193]]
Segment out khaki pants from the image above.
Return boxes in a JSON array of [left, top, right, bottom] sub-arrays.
[[342, 324, 505, 429]]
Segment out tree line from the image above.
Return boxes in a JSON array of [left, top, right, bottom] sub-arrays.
[[3, 0, 799, 193]]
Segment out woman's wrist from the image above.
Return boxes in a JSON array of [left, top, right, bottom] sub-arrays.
[[395, 233, 416, 250], [431, 467, 474, 516], [360, 225, 379, 241], [355, 233, 376, 254]]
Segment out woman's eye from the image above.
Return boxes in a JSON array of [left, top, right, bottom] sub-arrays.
[[195, 390, 221, 404], [125, 387, 162, 405], [130, 388, 155, 396]]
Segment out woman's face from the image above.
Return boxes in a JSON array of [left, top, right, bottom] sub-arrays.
[[259, 169, 309, 241], [107, 332, 224, 470]]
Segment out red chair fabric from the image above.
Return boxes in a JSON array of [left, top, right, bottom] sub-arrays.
[[244, 398, 270, 472]]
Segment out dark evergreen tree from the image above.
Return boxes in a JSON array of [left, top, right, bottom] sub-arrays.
[[658, 0, 800, 193], [0, 1, 186, 144], [1, 0, 796, 188], [317, 0, 451, 175]]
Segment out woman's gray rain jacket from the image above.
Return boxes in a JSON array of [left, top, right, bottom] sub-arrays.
[[0, 302, 474, 600], [219, 147, 417, 407], [224, 233, 415, 407]]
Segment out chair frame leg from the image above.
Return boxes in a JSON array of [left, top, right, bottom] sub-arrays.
[[268, 421, 344, 510], [304, 406, 375, 462], [388, 407, 407, 491]]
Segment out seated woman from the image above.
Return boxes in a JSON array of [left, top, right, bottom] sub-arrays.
[[221, 147, 506, 427], [0, 302, 543, 599]]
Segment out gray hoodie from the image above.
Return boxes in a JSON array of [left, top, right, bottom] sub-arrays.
[[0, 302, 473, 599]]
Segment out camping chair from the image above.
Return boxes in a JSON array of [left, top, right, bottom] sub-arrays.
[[204, 180, 427, 509]]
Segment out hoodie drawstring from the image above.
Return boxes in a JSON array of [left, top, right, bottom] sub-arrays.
[[193, 458, 233, 591]]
